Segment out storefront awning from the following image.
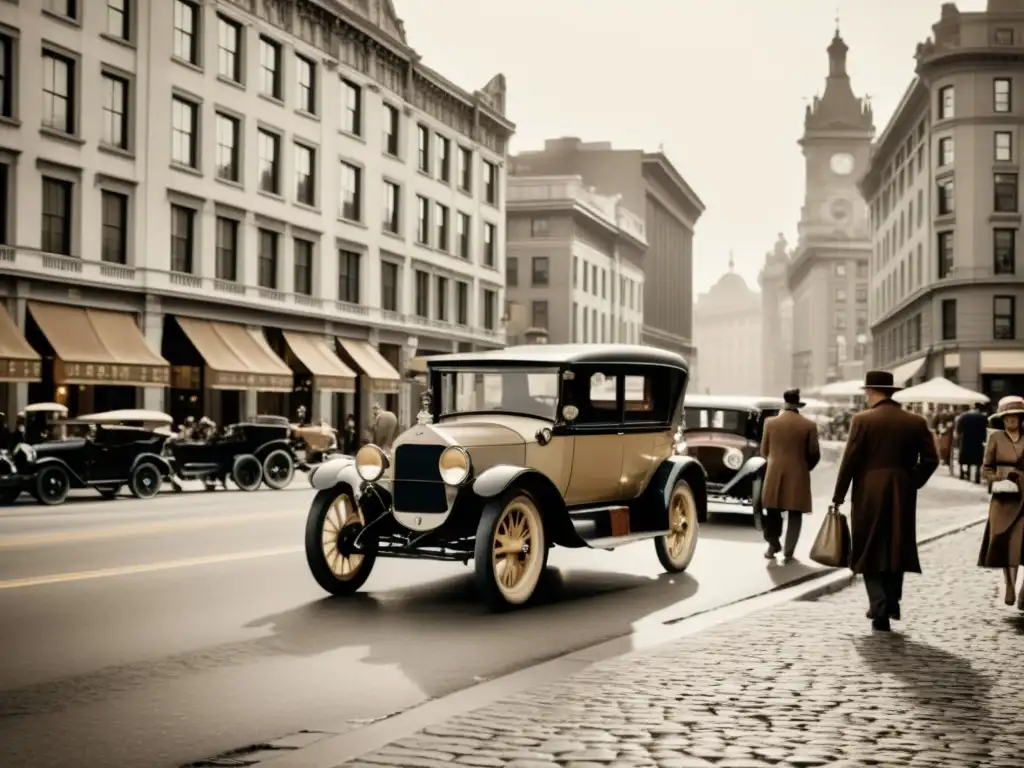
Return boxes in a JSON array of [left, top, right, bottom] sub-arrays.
[[283, 332, 356, 392], [889, 356, 926, 386], [980, 350, 1024, 374], [337, 338, 401, 393], [28, 302, 169, 387], [0, 303, 41, 382], [175, 317, 292, 392]]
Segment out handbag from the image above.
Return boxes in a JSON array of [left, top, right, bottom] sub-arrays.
[[809, 505, 851, 568], [991, 478, 1020, 498]]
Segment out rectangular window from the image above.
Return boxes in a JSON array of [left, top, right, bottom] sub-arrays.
[[41, 177, 72, 255], [217, 16, 242, 83], [259, 37, 281, 99], [532, 300, 548, 329], [338, 160, 361, 221], [506, 256, 518, 287], [437, 135, 450, 182], [383, 104, 400, 156], [106, 0, 129, 40], [995, 172, 1019, 212], [257, 229, 278, 289], [994, 78, 1012, 113], [293, 238, 313, 296], [995, 27, 1015, 45], [531, 256, 549, 286], [937, 179, 955, 215], [173, 0, 199, 65], [100, 191, 127, 264], [457, 212, 470, 259], [938, 85, 954, 119], [416, 195, 430, 244], [994, 229, 1016, 275], [171, 96, 198, 168], [573, 256, 579, 287], [938, 137, 953, 167], [257, 129, 280, 194], [381, 261, 398, 311], [417, 124, 430, 173], [531, 218, 549, 237], [295, 144, 315, 206], [170, 205, 195, 274], [44, 0, 78, 20], [338, 249, 361, 304], [101, 73, 129, 150], [937, 231, 954, 278], [0, 35, 13, 119], [996, 131, 1013, 162], [215, 217, 238, 281], [382, 181, 400, 234], [0, 165, 8, 245], [994, 296, 1016, 339], [341, 80, 361, 135], [484, 161, 499, 204], [436, 203, 450, 251], [42, 51, 74, 135], [458, 146, 472, 191], [296, 55, 316, 114], [483, 222, 496, 267], [456, 282, 468, 325], [482, 289, 496, 330], [214, 113, 240, 182], [415, 270, 429, 318], [435, 276, 448, 321]]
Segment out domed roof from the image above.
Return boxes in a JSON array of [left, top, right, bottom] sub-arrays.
[[697, 253, 759, 313]]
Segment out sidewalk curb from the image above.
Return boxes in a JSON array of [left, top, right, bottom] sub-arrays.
[[260, 511, 989, 768]]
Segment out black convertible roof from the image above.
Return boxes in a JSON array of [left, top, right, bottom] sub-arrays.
[[425, 343, 689, 370]]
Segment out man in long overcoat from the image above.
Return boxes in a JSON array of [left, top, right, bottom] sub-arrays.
[[832, 370, 939, 631], [760, 388, 821, 561], [954, 402, 988, 483]]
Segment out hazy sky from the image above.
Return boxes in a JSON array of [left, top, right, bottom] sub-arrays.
[[394, 0, 989, 295]]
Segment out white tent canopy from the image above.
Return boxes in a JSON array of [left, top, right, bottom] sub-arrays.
[[817, 379, 864, 398], [893, 377, 989, 406]]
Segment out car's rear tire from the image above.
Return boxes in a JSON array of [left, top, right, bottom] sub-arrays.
[[304, 488, 376, 595], [97, 484, 121, 500], [36, 465, 71, 506], [231, 455, 262, 491], [129, 463, 162, 500], [751, 475, 765, 531], [262, 449, 295, 490], [473, 490, 548, 611], [0, 487, 20, 505], [655, 478, 699, 573]]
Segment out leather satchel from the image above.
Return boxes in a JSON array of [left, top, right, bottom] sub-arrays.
[[809, 505, 851, 568]]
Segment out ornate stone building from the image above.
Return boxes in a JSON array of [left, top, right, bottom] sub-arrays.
[[759, 234, 794, 395]]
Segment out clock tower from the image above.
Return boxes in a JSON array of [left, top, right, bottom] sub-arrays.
[[786, 28, 875, 387]]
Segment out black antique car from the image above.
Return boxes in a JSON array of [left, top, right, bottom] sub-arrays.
[[165, 416, 296, 491], [0, 410, 174, 505], [678, 394, 783, 526]]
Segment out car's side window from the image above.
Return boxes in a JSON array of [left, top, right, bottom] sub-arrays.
[[624, 372, 671, 423], [564, 369, 621, 425]]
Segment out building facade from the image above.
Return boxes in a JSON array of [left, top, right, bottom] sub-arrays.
[[693, 255, 762, 395], [859, 0, 1024, 400], [0, 0, 513, 432], [759, 234, 795, 395], [504, 175, 646, 345], [509, 138, 704, 362], [785, 30, 874, 388]]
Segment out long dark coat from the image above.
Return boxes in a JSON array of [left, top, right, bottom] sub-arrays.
[[832, 399, 939, 574], [978, 430, 1024, 568], [759, 407, 820, 514], [955, 409, 989, 466]]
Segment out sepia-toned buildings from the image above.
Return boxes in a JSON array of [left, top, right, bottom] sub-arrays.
[[0, 0, 513, 432], [859, 0, 1024, 400], [693, 255, 762, 395], [759, 234, 795, 395], [503, 176, 646, 345], [785, 29, 874, 388], [509, 138, 704, 363]]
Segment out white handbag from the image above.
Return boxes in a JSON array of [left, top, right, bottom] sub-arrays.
[[991, 478, 1019, 496]]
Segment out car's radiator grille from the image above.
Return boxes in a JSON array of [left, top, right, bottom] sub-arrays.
[[393, 444, 448, 513], [691, 445, 729, 484]]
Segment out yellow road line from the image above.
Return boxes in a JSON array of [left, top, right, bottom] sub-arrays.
[[0, 509, 299, 549], [0, 546, 303, 590]]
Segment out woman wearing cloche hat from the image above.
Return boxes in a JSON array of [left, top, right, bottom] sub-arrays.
[[978, 395, 1024, 609]]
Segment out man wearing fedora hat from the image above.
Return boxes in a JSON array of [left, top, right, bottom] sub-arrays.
[[759, 388, 821, 561], [832, 370, 939, 631]]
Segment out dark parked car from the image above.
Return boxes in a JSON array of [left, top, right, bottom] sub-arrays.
[[166, 417, 296, 491], [679, 394, 783, 526]]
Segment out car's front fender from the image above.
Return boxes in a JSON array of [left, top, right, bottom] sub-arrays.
[[309, 455, 362, 499], [472, 465, 574, 546], [720, 456, 765, 496], [641, 455, 708, 525], [33, 456, 86, 486], [132, 453, 173, 477]]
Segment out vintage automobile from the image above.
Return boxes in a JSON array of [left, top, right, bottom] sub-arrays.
[[1, 409, 174, 505], [165, 416, 296, 491], [20, 402, 69, 444], [678, 394, 783, 526], [292, 420, 341, 469], [304, 344, 709, 610]]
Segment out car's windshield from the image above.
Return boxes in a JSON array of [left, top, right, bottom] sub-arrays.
[[684, 407, 771, 441], [438, 367, 560, 421]]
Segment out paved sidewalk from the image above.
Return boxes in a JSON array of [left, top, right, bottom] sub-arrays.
[[337, 526, 1023, 768]]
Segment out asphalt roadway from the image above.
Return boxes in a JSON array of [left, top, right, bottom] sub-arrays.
[[0, 460, 990, 768]]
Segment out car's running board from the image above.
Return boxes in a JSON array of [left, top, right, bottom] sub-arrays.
[[569, 505, 654, 547], [585, 531, 665, 550]]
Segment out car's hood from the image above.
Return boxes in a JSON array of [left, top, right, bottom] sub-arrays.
[[35, 438, 88, 454], [432, 414, 551, 444]]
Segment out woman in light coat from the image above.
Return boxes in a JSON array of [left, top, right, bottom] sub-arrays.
[[978, 395, 1024, 608]]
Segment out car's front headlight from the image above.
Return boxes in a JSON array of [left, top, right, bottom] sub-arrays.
[[438, 445, 471, 486], [724, 447, 744, 470], [355, 444, 388, 482]]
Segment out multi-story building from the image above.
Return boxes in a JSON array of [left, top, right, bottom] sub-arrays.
[[859, 0, 1024, 400], [692, 255, 762, 395], [759, 234, 795, 394], [509, 138, 704, 363], [786, 30, 874, 388], [504, 175, 646, 345], [0, 0, 513, 432]]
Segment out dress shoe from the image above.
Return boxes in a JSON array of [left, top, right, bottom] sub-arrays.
[[865, 608, 900, 621], [871, 617, 891, 632], [1005, 584, 1016, 606], [782, 553, 796, 564], [764, 542, 781, 559]]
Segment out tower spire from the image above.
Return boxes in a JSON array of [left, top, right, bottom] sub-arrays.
[[728, 251, 735, 272]]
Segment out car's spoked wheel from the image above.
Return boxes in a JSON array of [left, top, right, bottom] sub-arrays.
[[129, 464, 162, 500], [36, 466, 70, 506], [655, 480, 699, 573], [262, 449, 295, 490], [304, 489, 376, 595], [474, 493, 547, 610], [231, 455, 262, 491]]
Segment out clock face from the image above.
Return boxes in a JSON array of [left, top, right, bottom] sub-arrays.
[[830, 153, 855, 175]]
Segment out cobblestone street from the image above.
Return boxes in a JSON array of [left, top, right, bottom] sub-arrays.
[[338, 524, 1024, 768]]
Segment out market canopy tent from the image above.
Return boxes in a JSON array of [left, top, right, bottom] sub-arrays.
[[817, 380, 864, 398], [893, 377, 989, 406]]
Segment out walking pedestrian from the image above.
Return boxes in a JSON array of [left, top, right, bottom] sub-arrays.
[[831, 370, 939, 632], [371, 401, 398, 451], [955, 402, 989, 483], [760, 388, 820, 562], [977, 395, 1024, 608]]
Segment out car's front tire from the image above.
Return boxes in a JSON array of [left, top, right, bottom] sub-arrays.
[[305, 488, 377, 595], [129, 463, 162, 500], [35, 465, 71, 506], [473, 490, 548, 610], [262, 449, 295, 490], [231, 455, 262, 491], [655, 478, 699, 573]]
